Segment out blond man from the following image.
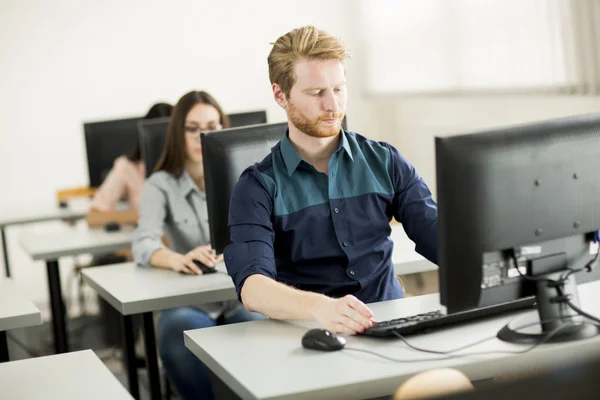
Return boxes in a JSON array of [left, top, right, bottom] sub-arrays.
[[225, 26, 438, 334]]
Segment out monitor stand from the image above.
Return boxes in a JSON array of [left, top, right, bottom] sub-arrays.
[[497, 253, 600, 344]]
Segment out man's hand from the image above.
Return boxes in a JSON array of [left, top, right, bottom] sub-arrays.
[[312, 295, 374, 335]]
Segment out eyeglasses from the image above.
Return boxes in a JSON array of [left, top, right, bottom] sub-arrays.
[[184, 122, 223, 137]]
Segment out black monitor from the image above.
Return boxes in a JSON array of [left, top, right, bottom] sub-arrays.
[[436, 113, 600, 343], [228, 110, 267, 128], [83, 117, 141, 187], [138, 117, 170, 178], [138, 111, 271, 178], [201, 122, 288, 254]]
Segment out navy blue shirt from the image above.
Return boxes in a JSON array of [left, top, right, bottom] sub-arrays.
[[224, 129, 438, 304]]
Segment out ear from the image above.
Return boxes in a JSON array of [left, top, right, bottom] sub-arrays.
[[272, 83, 288, 110]]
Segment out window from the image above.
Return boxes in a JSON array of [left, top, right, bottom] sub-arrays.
[[359, 0, 598, 95]]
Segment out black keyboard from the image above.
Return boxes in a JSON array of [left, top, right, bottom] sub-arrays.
[[363, 310, 446, 337], [362, 298, 537, 337]]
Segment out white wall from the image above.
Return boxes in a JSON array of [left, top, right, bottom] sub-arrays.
[[0, 0, 373, 211], [381, 96, 600, 198]]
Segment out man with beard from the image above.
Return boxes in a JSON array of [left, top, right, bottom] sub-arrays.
[[224, 26, 438, 334]]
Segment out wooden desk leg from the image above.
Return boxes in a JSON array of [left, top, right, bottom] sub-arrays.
[[1, 227, 10, 278], [0, 331, 9, 362], [121, 315, 140, 399], [46, 260, 68, 353], [142, 312, 162, 400]]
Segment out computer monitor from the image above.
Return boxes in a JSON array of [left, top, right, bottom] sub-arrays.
[[436, 113, 600, 343], [138, 117, 171, 178], [83, 117, 141, 187], [228, 110, 267, 127], [138, 111, 271, 177], [201, 122, 288, 254]]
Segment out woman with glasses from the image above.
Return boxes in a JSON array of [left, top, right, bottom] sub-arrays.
[[132, 90, 265, 400]]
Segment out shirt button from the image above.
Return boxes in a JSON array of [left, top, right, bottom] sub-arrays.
[[334, 207, 339, 213], [322, 176, 328, 182], [343, 241, 348, 247], [349, 270, 355, 276]]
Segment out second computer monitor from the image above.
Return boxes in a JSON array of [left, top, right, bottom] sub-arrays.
[[84, 117, 141, 187], [138, 117, 171, 178], [138, 110, 269, 177], [201, 122, 287, 254], [228, 110, 267, 127]]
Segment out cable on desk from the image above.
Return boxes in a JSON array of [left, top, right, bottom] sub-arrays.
[[344, 319, 587, 363]]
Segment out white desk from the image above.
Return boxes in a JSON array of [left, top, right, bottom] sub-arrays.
[[0, 279, 42, 362], [81, 262, 237, 400], [0, 350, 133, 400], [81, 262, 235, 315], [20, 228, 133, 261], [19, 228, 132, 355], [184, 281, 600, 400], [0, 205, 87, 278]]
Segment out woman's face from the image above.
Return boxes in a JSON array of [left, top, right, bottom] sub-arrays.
[[184, 103, 222, 164]]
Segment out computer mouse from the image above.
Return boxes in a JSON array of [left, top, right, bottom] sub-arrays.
[[192, 259, 217, 274], [301, 329, 346, 352], [104, 221, 121, 232]]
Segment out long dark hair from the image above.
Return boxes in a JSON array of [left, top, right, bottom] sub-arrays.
[[126, 102, 174, 162], [154, 91, 230, 177]]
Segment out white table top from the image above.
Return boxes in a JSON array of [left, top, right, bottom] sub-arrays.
[[0, 205, 88, 227], [81, 262, 236, 315], [19, 227, 132, 261], [0, 350, 133, 400], [184, 281, 600, 400], [0, 279, 42, 332]]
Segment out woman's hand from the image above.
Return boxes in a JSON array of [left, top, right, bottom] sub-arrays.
[[166, 252, 201, 275]]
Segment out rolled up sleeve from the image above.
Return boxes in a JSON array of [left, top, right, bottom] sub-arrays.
[[224, 168, 276, 301], [132, 181, 167, 267]]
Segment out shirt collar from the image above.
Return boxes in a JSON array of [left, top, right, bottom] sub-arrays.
[[280, 129, 354, 177], [179, 170, 205, 198]]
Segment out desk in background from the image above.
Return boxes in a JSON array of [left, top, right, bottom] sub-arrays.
[[0, 279, 42, 362], [19, 227, 132, 354], [81, 262, 237, 400], [0, 350, 133, 400], [0, 205, 87, 278], [184, 280, 600, 400]]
